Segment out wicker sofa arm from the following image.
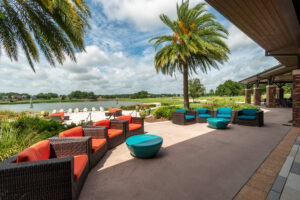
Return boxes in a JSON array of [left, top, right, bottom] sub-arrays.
[[111, 120, 128, 130], [207, 110, 214, 116], [49, 138, 92, 158], [132, 117, 144, 125], [255, 110, 263, 118], [172, 111, 185, 117], [0, 157, 74, 200], [83, 127, 108, 139]]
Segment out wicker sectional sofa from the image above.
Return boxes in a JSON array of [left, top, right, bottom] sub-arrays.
[[235, 109, 264, 127], [0, 139, 90, 200], [172, 109, 196, 125]]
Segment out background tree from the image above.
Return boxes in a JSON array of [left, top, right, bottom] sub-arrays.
[[0, 0, 90, 71], [215, 80, 243, 96], [209, 89, 215, 96], [188, 78, 205, 102], [132, 91, 150, 99], [149, 0, 229, 109]]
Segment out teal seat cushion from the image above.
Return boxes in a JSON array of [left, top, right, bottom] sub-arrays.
[[242, 109, 258, 116], [176, 109, 186, 113], [195, 108, 207, 114], [217, 114, 231, 118], [238, 115, 256, 120], [185, 115, 195, 120], [217, 108, 232, 114], [199, 114, 211, 118]]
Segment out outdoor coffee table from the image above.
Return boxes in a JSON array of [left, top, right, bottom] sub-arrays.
[[207, 118, 230, 129], [126, 134, 163, 158]]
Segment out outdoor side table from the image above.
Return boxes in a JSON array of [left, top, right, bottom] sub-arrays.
[[207, 118, 230, 129], [126, 135, 163, 158]]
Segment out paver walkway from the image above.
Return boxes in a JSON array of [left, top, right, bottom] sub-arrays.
[[265, 134, 300, 200], [80, 108, 292, 200]]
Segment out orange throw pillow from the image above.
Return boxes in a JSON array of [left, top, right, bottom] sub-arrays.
[[17, 140, 50, 162], [117, 115, 132, 124], [93, 119, 110, 128], [59, 126, 83, 137]]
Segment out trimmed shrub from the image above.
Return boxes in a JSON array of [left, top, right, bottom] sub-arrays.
[[153, 106, 179, 120]]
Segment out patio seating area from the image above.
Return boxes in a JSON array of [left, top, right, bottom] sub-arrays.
[[79, 107, 293, 200]]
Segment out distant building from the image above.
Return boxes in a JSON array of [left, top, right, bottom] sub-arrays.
[[2, 96, 8, 100]]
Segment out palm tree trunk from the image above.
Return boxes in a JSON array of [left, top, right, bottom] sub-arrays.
[[183, 63, 189, 109]]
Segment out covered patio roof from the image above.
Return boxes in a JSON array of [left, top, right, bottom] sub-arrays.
[[239, 64, 293, 85], [206, 0, 300, 68]]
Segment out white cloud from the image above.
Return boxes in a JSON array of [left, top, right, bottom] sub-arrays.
[[92, 0, 203, 31], [227, 25, 256, 51]]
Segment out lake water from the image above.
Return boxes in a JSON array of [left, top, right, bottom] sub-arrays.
[[0, 101, 139, 112]]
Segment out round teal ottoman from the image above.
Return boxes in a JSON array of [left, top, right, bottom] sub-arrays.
[[207, 118, 230, 129], [126, 135, 163, 158]]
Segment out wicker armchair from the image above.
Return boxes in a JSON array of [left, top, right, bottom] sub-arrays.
[[194, 108, 215, 123], [235, 109, 264, 127], [0, 139, 90, 200], [171, 109, 196, 125], [93, 120, 127, 149], [58, 126, 108, 168], [116, 116, 144, 138]]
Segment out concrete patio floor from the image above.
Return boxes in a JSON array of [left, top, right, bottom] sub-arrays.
[[80, 108, 293, 200]]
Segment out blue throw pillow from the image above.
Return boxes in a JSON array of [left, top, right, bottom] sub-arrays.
[[176, 109, 186, 113], [195, 108, 207, 114], [242, 109, 258, 116], [217, 108, 232, 114]]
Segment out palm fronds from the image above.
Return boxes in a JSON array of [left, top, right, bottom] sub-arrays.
[[0, 0, 91, 71]]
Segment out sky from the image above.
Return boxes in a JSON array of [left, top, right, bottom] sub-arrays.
[[0, 0, 279, 95]]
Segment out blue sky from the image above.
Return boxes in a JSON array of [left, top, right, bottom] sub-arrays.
[[0, 0, 279, 95]]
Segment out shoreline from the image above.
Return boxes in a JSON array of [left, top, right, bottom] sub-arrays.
[[0, 99, 137, 105]]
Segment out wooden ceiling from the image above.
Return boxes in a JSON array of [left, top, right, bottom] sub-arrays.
[[206, 0, 300, 67]]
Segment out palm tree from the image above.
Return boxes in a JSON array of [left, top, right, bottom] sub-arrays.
[[0, 0, 90, 72], [149, 0, 230, 109]]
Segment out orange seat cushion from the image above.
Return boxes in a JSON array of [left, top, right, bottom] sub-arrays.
[[92, 139, 107, 152], [59, 126, 83, 137], [129, 123, 142, 131], [17, 140, 50, 163], [93, 119, 110, 128], [108, 129, 123, 139], [117, 115, 132, 124], [73, 154, 88, 181]]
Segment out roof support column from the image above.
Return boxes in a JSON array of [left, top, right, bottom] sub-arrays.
[[292, 70, 300, 127], [253, 88, 261, 106], [245, 89, 251, 104], [266, 77, 276, 107]]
